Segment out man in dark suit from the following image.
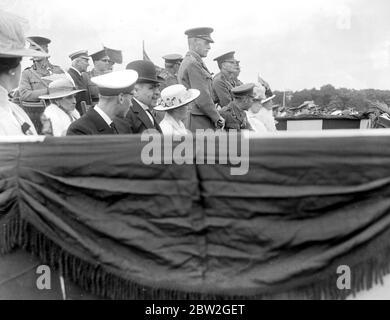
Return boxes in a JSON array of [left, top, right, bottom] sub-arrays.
[[114, 60, 163, 134], [67, 70, 138, 135], [68, 50, 90, 115]]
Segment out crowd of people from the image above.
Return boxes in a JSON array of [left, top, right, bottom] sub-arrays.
[[0, 10, 277, 137]]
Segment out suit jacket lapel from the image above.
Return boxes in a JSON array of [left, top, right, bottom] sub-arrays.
[[131, 99, 154, 129], [88, 108, 115, 134]]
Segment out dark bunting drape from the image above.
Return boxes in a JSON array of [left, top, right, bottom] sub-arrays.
[[2, 132, 390, 299]]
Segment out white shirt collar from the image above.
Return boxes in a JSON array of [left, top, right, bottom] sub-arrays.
[[70, 66, 82, 77], [134, 98, 150, 111], [94, 105, 112, 126]]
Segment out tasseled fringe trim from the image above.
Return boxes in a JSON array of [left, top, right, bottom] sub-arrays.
[[2, 212, 390, 300]]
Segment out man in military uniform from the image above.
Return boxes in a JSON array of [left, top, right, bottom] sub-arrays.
[[19, 36, 65, 102], [177, 27, 225, 131], [212, 51, 242, 108], [219, 83, 255, 131], [159, 54, 182, 91], [68, 50, 90, 115], [84, 47, 123, 107]]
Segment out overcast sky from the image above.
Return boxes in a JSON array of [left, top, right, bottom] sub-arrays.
[[3, 0, 390, 91]]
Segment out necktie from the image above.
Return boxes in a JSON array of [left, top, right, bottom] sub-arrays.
[[110, 122, 119, 134], [146, 109, 155, 125]]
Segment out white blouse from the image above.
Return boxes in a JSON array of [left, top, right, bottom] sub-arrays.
[[159, 113, 189, 136], [43, 103, 80, 136], [0, 85, 37, 136]]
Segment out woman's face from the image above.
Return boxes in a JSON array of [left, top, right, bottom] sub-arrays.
[[58, 95, 76, 111], [170, 105, 188, 122]]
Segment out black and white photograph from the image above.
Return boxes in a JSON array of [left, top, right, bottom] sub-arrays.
[[1, 0, 390, 305]]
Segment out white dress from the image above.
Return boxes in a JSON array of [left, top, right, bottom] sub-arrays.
[[0, 85, 37, 136], [159, 113, 189, 136], [43, 103, 80, 136], [246, 110, 268, 133], [247, 108, 277, 132]]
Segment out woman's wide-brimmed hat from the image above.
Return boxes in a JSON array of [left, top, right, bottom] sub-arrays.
[[39, 78, 85, 100], [0, 10, 49, 58], [154, 84, 200, 111]]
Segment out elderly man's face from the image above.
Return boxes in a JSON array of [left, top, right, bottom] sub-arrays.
[[77, 57, 90, 73], [134, 83, 160, 107], [194, 38, 211, 58]]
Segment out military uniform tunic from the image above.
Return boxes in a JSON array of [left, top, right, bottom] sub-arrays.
[[177, 50, 220, 131], [19, 62, 64, 102], [220, 101, 252, 131], [212, 72, 242, 108], [158, 69, 179, 91]]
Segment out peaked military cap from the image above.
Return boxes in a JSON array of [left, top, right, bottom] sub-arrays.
[[213, 51, 236, 63], [90, 47, 123, 63], [91, 70, 138, 96], [162, 54, 183, 63], [69, 50, 89, 60], [231, 83, 256, 97], [184, 27, 214, 43], [27, 36, 51, 47]]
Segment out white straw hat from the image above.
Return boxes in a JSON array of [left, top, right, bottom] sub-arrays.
[[0, 10, 48, 58], [154, 84, 200, 111], [39, 78, 85, 100]]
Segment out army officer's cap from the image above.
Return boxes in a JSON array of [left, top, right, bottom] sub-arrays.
[[184, 27, 214, 43], [162, 54, 183, 63], [231, 83, 256, 97], [27, 36, 51, 47], [91, 70, 138, 96]]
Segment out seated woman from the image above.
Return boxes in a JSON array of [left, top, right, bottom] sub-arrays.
[[39, 78, 84, 136], [246, 83, 277, 133], [0, 10, 48, 136], [154, 84, 199, 135]]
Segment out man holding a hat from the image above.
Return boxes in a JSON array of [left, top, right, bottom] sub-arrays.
[[178, 27, 225, 131], [67, 70, 138, 135], [212, 51, 242, 108], [114, 60, 163, 134], [68, 50, 90, 115], [159, 54, 183, 91], [0, 10, 48, 136], [39, 78, 84, 136], [19, 36, 65, 102], [219, 83, 255, 131], [84, 46, 123, 107]]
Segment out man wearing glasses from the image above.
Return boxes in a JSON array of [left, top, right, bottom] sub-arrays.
[[84, 47, 123, 107], [212, 51, 242, 108], [178, 27, 225, 131]]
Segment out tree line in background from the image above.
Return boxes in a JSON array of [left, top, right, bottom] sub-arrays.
[[273, 84, 390, 112]]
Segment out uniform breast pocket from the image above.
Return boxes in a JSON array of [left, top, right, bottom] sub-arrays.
[[30, 80, 44, 89]]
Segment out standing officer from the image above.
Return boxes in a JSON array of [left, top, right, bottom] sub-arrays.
[[19, 36, 65, 102], [177, 27, 225, 131], [159, 54, 183, 91], [212, 51, 242, 108]]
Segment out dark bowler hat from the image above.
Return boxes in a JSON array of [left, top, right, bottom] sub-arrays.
[[69, 50, 89, 61], [213, 51, 236, 63], [162, 54, 183, 63], [184, 27, 214, 43], [126, 60, 163, 84], [91, 70, 138, 96], [231, 83, 256, 97], [27, 36, 51, 47]]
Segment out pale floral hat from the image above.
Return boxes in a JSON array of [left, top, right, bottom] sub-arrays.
[[154, 84, 200, 111]]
